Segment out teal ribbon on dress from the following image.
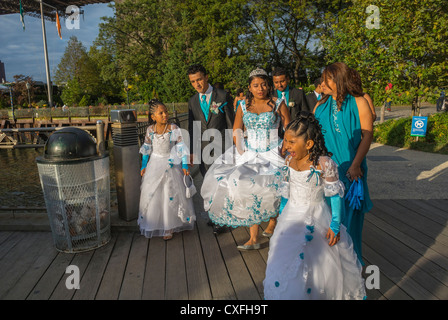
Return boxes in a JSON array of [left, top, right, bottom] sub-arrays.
[[306, 167, 320, 186], [218, 101, 227, 113]]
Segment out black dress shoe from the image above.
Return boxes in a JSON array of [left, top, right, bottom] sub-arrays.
[[213, 225, 226, 235]]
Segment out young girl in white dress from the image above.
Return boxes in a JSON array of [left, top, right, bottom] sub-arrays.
[[263, 112, 366, 300], [138, 99, 195, 240]]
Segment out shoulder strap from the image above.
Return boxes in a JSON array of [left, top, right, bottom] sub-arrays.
[[240, 99, 248, 114], [274, 98, 282, 112]]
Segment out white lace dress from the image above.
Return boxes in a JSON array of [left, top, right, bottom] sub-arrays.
[[138, 123, 196, 238], [201, 100, 285, 227], [263, 156, 366, 300]]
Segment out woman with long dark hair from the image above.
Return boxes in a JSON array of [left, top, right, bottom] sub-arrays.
[[201, 68, 291, 250], [313, 62, 373, 265]]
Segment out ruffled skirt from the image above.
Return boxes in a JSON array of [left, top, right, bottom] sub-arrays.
[[263, 200, 366, 300], [201, 145, 285, 227], [138, 153, 196, 238]]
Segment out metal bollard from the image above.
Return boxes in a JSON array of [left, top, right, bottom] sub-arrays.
[[110, 109, 140, 221]]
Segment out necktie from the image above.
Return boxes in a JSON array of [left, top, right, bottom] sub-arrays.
[[282, 92, 286, 100], [317, 94, 321, 101], [200, 94, 208, 121]]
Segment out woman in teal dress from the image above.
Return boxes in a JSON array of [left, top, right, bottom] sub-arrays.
[[313, 62, 373, 265]]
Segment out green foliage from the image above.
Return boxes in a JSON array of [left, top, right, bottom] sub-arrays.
[[56, 36, 110, 106], [78, 95, 90, 107], [60, 78, 82, 107], [322, 0, 448, 114], [373, 113, 448, 154]]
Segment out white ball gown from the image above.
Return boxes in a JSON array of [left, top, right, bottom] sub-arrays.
[[201, 100, 285, 227], [138, 123, 196, 238], [263, 156, 366, 300]]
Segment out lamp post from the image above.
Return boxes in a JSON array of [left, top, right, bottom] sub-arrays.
[[123, 79, 129, 107], [2, 79, 14, 122], [26, 82, 31, 107]]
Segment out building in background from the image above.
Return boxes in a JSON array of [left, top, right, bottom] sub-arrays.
[[0, 60, 6, 82]]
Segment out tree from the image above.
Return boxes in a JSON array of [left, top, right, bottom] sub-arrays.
[[54, 36, 88, 86], [11, 75, 36, 107], [245, 0, 345, 84], [60, 78, 82, 106], [322, 0, 448, 115]]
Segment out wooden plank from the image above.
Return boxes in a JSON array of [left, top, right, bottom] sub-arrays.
[[368, 205, 448, 269], [27, 252, 75, 300], [394, 199, 448, 227], [365, 217, 448, 283], [0, 231, 14, 245], [257, 221, 271, 263], [72, 233, 118, 300], [424, 199, 448, 214], [0, 232, 52, 298], [142, 236, 166, 300], [2, 233, 58, 299], [216, 227, 260, 300], [183, 224, 212, 300], [0, 231, 27, 260], [165, 232, 188, 300], [362, 257, 387, 300], [231, 226, 268, 297], [363, 219, 448, 299], [196, 216, 236, 300], [362, 256, 410, 300], [49, 250, 94, 300], [373, 200, 448, 241], [118, 232, 148, 300], [362, 243, 434, 300], [95, 232, 134, 300]]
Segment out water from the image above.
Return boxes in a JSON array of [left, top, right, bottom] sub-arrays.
[[0, 147, 117, 208]]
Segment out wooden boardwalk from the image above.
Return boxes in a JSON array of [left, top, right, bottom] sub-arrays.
[[0, 199, 447, 300]]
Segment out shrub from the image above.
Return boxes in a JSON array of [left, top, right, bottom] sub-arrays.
[[373, 112, 448, 154]]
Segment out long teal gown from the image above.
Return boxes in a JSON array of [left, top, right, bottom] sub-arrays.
[[314, 94, 373, 265]]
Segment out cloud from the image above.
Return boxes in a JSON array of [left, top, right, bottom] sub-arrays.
[[0, 3, 114, 82]]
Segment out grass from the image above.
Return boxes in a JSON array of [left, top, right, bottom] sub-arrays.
[[373, 112, 448, 154]]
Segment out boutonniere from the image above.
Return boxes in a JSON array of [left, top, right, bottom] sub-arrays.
[[210, 101, 227, 114]]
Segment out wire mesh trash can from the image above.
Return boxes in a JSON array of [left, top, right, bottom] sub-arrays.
[[36, 127, 111, 253]]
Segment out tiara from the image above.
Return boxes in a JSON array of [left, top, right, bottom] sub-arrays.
[[249, 68, 268, 78]]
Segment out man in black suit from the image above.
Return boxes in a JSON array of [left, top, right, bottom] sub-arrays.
[[187, 64, 234, 176], [306, 77, 323, 112], [272, 67, 310, 120], [187, 64, 234, 234]]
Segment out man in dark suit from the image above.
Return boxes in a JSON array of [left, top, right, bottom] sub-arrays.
[[306, 77, 323, 112], [187, 64, 234, 176], [187, 64, 234, 234], [272, 67, 310, 120]]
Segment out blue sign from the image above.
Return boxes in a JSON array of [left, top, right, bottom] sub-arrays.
[[410, 116, 428, 137]]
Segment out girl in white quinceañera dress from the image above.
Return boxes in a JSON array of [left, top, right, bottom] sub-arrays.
[[263, 114, 366, 300], [138, 100, 195, 240], [201, 68, 291, 249]]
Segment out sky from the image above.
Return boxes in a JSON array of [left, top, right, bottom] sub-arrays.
[[0, 2, 115, 83]]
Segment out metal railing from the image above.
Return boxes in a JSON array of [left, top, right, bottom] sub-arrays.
[[0, 112, 188, 149]]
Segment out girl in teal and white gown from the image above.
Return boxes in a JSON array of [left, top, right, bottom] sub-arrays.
[[201, 68, 291, 250]]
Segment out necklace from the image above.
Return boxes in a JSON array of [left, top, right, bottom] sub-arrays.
[[291, 155, 311, 172], [155, 123, 168, 139]]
